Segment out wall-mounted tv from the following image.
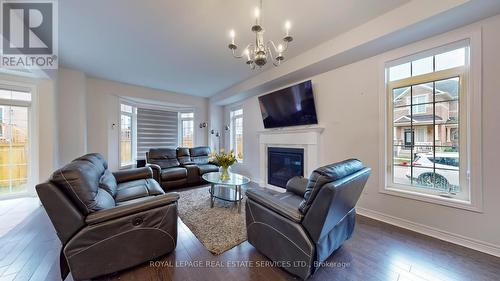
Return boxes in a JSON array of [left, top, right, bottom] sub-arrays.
[[258, 80, 318, 128]]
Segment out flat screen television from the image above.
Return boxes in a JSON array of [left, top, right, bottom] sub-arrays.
[[258, 80, 318, 128]]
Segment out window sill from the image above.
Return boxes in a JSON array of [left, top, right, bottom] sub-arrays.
[[120, 164, 135, 170], [381, 185, 482, 213]]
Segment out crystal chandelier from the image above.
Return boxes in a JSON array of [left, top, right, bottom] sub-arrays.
[[227, 0, 293, 69]]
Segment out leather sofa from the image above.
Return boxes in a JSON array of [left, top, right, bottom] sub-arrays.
[[36, 153, 179, 280], [146, 146, 219, 190], [245, 159, 371, 280]]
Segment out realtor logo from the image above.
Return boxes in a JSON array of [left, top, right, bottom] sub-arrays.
[[1, 0, 58, 69]]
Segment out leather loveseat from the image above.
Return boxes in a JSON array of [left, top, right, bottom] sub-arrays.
[[146, 146, 219, 190], [245, 159, 371, 279], [36, 153, 179, 280]]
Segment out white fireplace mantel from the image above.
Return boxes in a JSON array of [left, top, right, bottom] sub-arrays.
[[258, 127, 324, 187]]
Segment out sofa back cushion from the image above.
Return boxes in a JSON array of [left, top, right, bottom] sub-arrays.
[[148, 148, 180, 169], [75, 153, 108, 170], [299, 159, 365, 214], [189, 146, 211, 165], [50, 154, 116, 214], [99, 169, 118, 197], [176, 147, 192, 165]]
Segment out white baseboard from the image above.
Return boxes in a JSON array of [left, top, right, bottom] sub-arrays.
[[357, 207, 500, 258]]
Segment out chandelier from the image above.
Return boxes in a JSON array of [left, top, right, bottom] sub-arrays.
[[227, 0, 293, 69]]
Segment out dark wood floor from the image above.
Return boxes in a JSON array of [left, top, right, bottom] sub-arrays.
[[0, 198, 499, 281]]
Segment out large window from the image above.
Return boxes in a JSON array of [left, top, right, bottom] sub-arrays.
[[230, 108, 243, 161], [180, 112, 194, 147], [0, 88, 31, 195], [386, 42, 470, 203], [120, 104, 135, 167]]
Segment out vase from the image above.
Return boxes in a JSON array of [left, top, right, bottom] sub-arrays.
[[219, 166, 230, 181]]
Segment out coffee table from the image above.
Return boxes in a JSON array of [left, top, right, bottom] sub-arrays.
[[202, 172, 250, 213]]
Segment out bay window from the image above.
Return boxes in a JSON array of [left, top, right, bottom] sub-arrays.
[[180, 112, 194, 147], [120, 104, 135, 167]]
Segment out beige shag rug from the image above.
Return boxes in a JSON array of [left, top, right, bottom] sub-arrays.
[[177, 185, 247, 255]]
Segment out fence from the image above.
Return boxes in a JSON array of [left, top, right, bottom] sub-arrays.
[[0, 143, 28, 193]]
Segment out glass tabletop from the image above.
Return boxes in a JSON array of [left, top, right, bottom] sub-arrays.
[[202, 172, 251, 186]]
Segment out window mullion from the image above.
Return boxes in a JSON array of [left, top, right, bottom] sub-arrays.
[[410, 85, 413, 185], [432, 81, 436, 190]]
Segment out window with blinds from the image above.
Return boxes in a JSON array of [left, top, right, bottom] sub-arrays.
[[137, 108, 178, 158]]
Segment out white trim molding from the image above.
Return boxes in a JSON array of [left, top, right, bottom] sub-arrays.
[[357, 207, 500, 258]]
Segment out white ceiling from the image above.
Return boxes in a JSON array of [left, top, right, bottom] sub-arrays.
[[59, 0, 409, 97]]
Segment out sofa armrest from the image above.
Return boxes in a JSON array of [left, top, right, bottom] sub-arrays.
[[286, 176, 308, 197], [86, 192, 180, 225], [113, 167, 153, 184], [146, 164, 161, 183], [246, 188, 303, 223]]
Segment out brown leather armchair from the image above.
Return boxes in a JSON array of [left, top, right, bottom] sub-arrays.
[[245, 159, 371, 279], [36, 153, 179, 280]]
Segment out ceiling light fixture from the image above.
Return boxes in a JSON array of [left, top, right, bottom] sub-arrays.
[[227, 0, 293, 69]]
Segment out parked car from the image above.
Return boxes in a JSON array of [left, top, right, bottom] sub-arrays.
[[405, 152, 459, 189]]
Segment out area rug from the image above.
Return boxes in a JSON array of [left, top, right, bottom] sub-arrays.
[[177, 185, 247, 255]]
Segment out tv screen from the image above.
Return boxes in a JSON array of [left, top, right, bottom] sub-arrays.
[[258, 80, 318, 128]]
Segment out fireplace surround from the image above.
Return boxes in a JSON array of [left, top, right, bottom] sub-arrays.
[[258, 127, 324, 188]]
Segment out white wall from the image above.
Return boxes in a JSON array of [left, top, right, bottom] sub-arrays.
[[208, 103, 224, 151], [223, 15, 500, 253], [37, 78, 58, 182], [86, 77, 209, 171], [58, 68, 88, 164]]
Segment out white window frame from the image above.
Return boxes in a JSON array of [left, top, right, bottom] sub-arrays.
[[229, 107, 243, 162], [0, 79, 38, 199], [119, 102, 136, 169], [411, 94, 428, 114], [179, 111, 195, 147], [378, 28, 483, 212]]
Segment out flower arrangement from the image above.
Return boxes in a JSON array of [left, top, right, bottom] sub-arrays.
[[211, 149, 240, 180]]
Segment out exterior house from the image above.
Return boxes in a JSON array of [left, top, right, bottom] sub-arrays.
[[393, 80, 459, 160]]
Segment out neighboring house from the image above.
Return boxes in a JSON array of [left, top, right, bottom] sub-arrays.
[[393, 81, 459, 159]]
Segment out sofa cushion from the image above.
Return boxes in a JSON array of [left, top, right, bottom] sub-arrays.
[[299, 159, 364, 214], [189, 146, 211, 165], [50, 158, 115, 214], [99, 169, 118, 197], [198, 164, 219, 175], [246, 188, 304, 222], [75, 153, 108, 170], [148, 148, 180, 169], [115, 178, 164, 203], [176, 147, 193, 165], [160, 167, 187, 181]]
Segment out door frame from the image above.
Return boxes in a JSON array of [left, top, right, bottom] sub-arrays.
[[0, 80, 38, 200]]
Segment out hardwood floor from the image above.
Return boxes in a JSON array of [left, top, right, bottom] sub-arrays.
[[0, 198, 499, 281]]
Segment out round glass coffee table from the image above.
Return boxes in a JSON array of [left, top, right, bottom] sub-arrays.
[[202, 172, 250, 213]]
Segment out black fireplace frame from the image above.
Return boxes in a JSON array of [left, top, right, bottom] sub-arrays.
[[267, 147, 304, 188]]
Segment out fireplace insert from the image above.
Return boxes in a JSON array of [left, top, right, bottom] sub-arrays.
[[267, 147, 304, 188]]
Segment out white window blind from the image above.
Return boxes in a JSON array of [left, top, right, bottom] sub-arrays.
[[137, 108, 178, 158]]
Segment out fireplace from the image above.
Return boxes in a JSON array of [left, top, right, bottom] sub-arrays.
[[267, 147, 304, 188]]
